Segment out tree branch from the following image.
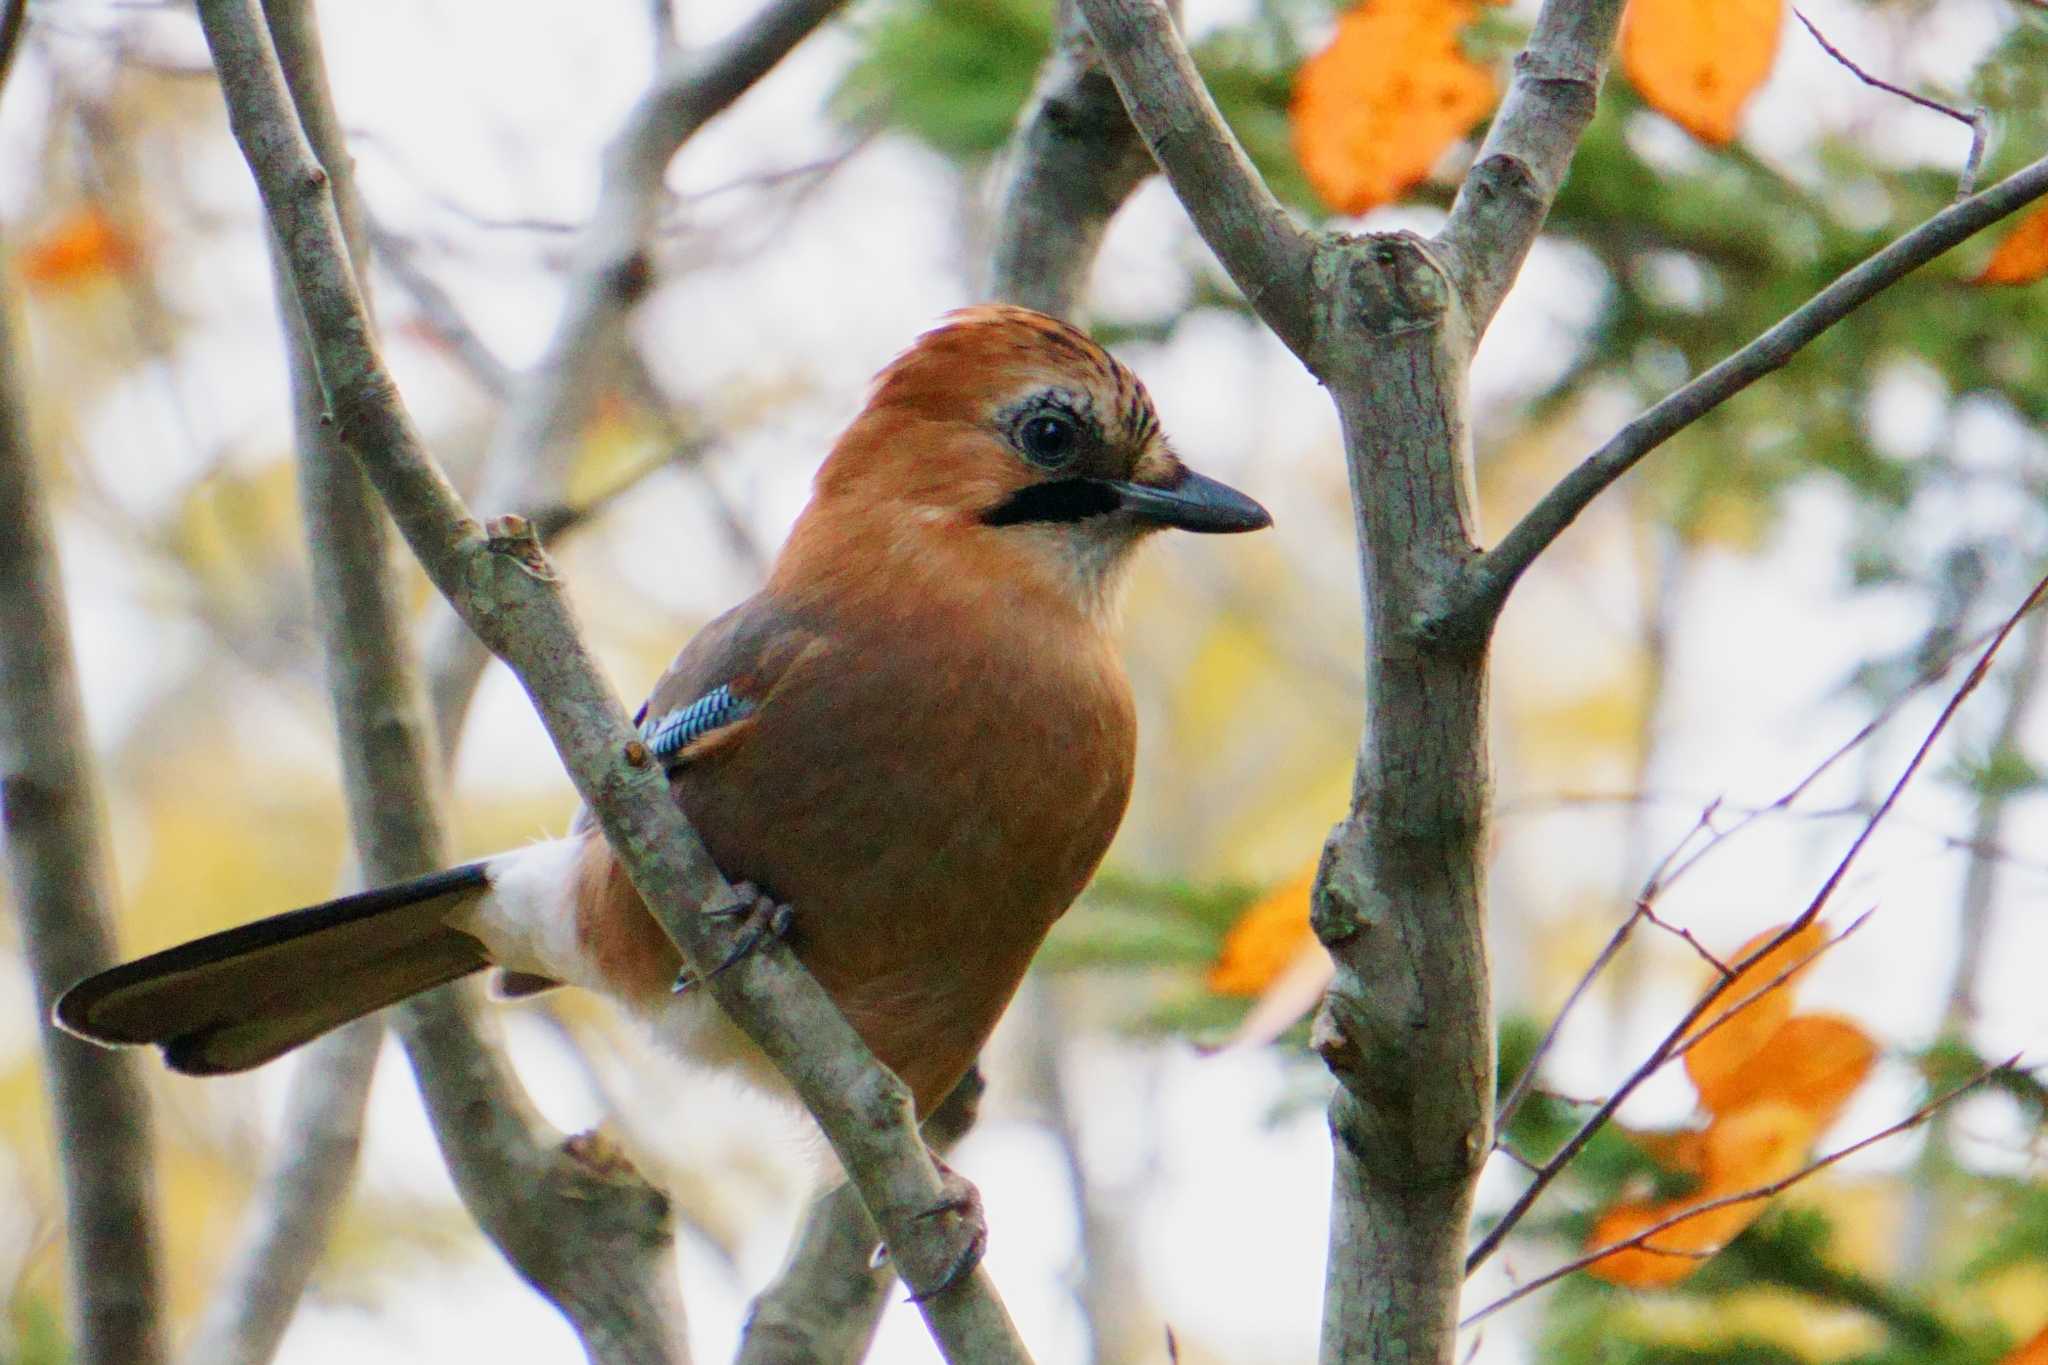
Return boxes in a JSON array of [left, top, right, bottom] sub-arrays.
[[1435, 0, 1626, 334], [1467, 570, 2048, 1275], [181, 1022, 381, 1365], [1447, 151, 2048, 634], [0, 245, 170, 1365], [735, 1070, 985, 1365], [422, 0, 849, 752], [193, 1, 1030, 1356], [1073, 0, 1317, 356], [1463, 1057, 2012, 1328], [242, 7, 696, 1358], [985, 0, 1157, 317]]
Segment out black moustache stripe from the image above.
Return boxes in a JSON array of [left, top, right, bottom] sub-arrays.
[[981, 479, 1122, 527]]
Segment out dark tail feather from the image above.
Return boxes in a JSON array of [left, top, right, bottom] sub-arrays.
[[54, 863, 494, 1076]]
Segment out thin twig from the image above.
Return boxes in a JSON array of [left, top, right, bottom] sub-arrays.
[[1462, 1056, 2016, 1327], [1495, 906, 1644, 1135], [1450, 153, 2048, 633], [1638, 904, 1731, 977], [1793, 8, 1990, 198], [1466, 570, 2048, 1275]]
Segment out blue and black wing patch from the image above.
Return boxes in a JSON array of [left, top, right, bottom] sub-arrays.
[[640, 684, 757, 763]]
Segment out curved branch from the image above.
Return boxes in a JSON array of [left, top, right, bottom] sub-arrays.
[[0, 251, 169, 1365], [193, 1, 1030, 1356], [1073, 0, 1317, 356], [422, 0, 849, 753], [1446, 150, 2048, 635], [985, 0, 1157, 316], [1435, 0, 1626, 334]]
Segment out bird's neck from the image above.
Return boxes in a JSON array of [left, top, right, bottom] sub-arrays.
[[769, 495, 1134, 638]]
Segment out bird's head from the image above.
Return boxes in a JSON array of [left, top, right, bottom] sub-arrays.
[[788, 306, 1269, 619]]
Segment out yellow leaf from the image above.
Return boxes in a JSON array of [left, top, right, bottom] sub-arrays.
[[1682, 920, 1824, 1108], [1621, 0, 1783, 146], [1974, 203, 2048, 286], [1291, 0, 1500, 215], [1208, 868, 1315, 996]]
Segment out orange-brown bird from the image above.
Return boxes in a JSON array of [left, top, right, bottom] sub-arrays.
[[55, 305, 1269, 1120]]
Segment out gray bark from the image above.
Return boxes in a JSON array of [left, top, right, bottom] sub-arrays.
[[0, 262, 169, 1365]]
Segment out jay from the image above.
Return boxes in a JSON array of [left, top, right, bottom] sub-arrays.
[[55, 305, 1270, 1121]]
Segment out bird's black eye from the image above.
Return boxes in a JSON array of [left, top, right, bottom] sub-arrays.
[[1017, 412, 1078, 468]]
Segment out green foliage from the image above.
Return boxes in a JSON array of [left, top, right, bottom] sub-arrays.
[[3, 1293, 67, 1365], [834, 0, 1053, 160]]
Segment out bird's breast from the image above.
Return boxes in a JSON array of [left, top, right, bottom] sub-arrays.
[[647, 613, 1135, 1109]]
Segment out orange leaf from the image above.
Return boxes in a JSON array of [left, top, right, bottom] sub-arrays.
[[1291, 0, 1500, 215], [1696, 1013, 1876, 1124], [17, 207, 139, 289], [1682, 920, 1825, 1107], [1625, 1125, 1709, 1178], [1208, 869, 1315, 996], [1587, 1103, 1816, 1288], [2001, 1324, 2048, 1365], [1700, 1100, 1817, 1187], [1974, 202, 2048, 286], [1621, 0, 1783, 145], [1584, 1188, 1768, 1287]]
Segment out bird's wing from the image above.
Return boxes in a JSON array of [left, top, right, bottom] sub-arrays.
[[633, 598, 825, 767]]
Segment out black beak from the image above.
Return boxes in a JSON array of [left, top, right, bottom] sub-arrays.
[[981, 470, 1272, 533], [1105, 469, 1271, 534]]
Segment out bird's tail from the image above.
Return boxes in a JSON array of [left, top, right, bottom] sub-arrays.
[[54, 864, 496, 1076]]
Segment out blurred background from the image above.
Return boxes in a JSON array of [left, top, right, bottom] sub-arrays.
[[2, 0, 2046, 1360]]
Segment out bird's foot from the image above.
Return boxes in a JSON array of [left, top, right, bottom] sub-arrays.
[[671, 882, 794, 993], [903, 1159, 987, 1304]]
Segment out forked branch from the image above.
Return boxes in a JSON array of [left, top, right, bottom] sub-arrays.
[[1449, 154, 2048, 633]]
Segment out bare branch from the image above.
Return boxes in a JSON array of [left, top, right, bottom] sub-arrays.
[[1073, 0, 1318, 355], [1467, 571, 2048, 1274], [735, 1071, 985, 1364], [193, 2, 1031, 1355], [1793, 8, 1989, 198], [1436, 0, 1627, 334], [1448, 152, 2048, 633], [251, 7, 695, 1356], [424, 0, 849, 751], [985, 0, 1156, 316], [1462, 1057, 2014, 1327], [0, 240, 169, 1365], [1495, 906, 1643, 1136], [181, 1023, 381, 1365]]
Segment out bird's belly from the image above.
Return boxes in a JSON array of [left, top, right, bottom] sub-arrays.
[[659, 678, 1134, 1110]]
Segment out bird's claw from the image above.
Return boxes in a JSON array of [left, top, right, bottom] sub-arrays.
[[670, 882, 795, 994], [903, 1166, 987, 1304]]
